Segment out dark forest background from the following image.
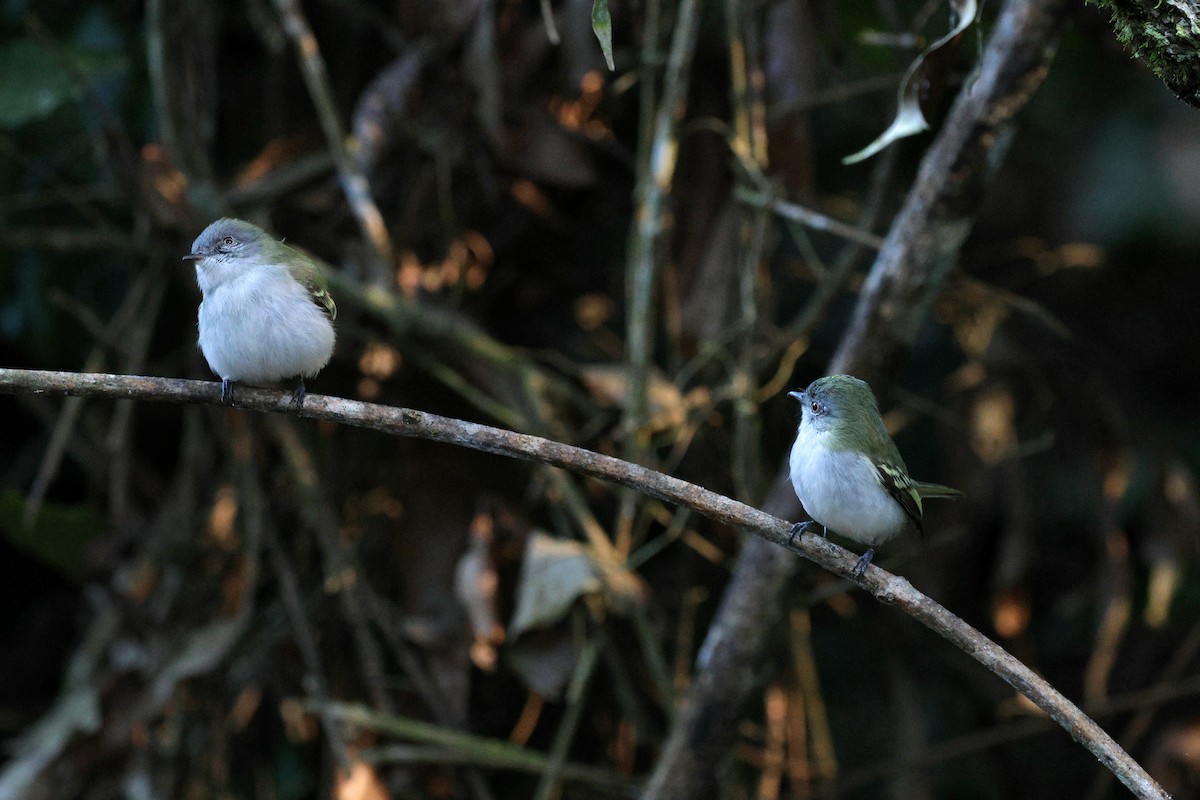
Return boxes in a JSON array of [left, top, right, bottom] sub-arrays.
[[2, 0, 1200, 798]]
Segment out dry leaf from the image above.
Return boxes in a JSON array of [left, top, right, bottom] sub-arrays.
[[509, 532, 602, 639]]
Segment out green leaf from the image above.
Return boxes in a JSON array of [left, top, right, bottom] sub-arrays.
[[0, 38, 125, 129], [0, 489, 101, 578], [592, 0, 615, 71]]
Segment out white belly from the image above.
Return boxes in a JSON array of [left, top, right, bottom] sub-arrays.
[[197, 266, 335, 384], [789, 428, 909, 546]]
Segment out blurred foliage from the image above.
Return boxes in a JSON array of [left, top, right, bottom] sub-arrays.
[[1, 0, 1200, 798], [0, 39, 123, 129], [0, 488, 99, 578]]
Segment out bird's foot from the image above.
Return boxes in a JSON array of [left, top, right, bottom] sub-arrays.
[[788, 520, 829, 545], [290, 378, 307, 411], [220, 379, 235, 405], [788, 520, 814, 544], [851, 548, 875, 579]]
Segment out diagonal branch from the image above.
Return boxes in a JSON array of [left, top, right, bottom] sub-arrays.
[[0, 368, 1169, 798], [641, 0, 1106, 797], [271, 0, 395, 268]]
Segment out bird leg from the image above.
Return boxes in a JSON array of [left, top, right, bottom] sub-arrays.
[[290, 378, 307, 410], [220, 379, 235, 405], [851, 548, 875, 578], [788, 520, 826, 544]]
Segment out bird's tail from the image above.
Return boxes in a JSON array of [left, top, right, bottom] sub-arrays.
[[914, 481, 963, 499]]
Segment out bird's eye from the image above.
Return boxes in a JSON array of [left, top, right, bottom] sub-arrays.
[[221, 236, 236, 247], [810, 400, 821, 414]]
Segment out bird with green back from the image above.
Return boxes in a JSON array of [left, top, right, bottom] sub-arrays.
[[183, 218, 337, 409], [788, 374, 962, 577]]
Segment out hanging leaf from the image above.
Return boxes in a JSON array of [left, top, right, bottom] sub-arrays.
[[843, 0, 978, 165], [509, 532, 602, 638], [841, 72, 930, 165], [592, 0, 615, 71]]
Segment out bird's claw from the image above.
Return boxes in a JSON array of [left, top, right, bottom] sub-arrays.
[[290, 378, 307, 411], [220, 379, 234, 405], [788, 520, 827, 544], [787, 520, 825, 544], [851, 547, 875, 579], [788, 520, 811, 544]]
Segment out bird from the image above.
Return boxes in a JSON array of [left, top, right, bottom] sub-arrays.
[[787, 374, 962, 578], [183, 218, 336, 409]]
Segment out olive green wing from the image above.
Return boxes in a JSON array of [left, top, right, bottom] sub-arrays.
[[285, 247, 337, 321], [874, 461, 925, 536], [913, 481, 963, 499]]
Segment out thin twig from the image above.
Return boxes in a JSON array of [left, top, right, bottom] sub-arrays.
[[784, 144, 900, 338], [263, 417, 496, 800], [105, 279, 166, 524], [262, 512, 354, 775], [625, 0, 704, 454], [618, 0, 705, 598], [645, 0, 1075, 796], [789, 610, 838, 783], [340, 705, 639, 796], [23, 270, 153, 528], [237, 420, 353, 774], [734, 188, 886, 251], [271, 0, 395, 269], [264, 417, 395, 713], [726, 0, 769, 504], [533, 626, 603, 800], [832, 671, 1200, 796], [145, 0, 220, 217], [0, 367, 1170, 800], [538, 0, 561, 44], [1085, 618, 1200, 799]]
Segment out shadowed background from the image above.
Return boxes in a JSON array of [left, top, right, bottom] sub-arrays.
[[1, 0, 1199, 798]]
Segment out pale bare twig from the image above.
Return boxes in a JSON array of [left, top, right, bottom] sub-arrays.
[[726, 0, 769, 504], [734, 187, 887, 251], [644, 0, 1077, 796], [0, 367, 1169, 799], [625, 0, 704, 454], [271, 0, 395, 269], [616, 0, 706, 566]]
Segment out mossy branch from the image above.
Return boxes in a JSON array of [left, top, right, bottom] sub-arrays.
[[1091, 0, 1200, 107]]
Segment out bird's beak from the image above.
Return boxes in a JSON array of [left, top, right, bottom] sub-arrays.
[[788, 391, 804, 402], [181, 253, 202, 262]]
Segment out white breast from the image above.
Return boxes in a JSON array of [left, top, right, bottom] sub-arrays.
[[197, 265, 335, 384], [788, 424, 909, 546]]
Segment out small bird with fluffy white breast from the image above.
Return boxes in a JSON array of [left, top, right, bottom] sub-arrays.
[[184, 218, 337, 409], [787, 374, 962, 578]]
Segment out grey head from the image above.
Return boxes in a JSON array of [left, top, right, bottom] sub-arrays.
[[788, 374, 878, 435], [183, 218, 273, 270]]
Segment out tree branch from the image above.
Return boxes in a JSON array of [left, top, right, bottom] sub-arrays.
[[641, 0, 1136, 797], [1091, 0, 1200, 107], [271, 0, 395, 268], [0, 368, 1169, 798]]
